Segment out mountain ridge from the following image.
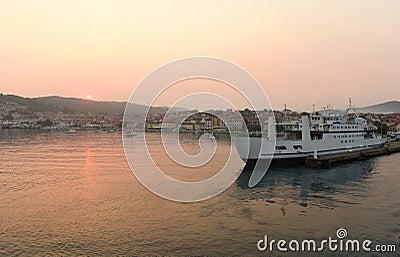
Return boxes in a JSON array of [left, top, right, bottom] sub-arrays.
[[1, 94, 399, 114], [0, 94, 186, 115], [356, 100, 400, 114]]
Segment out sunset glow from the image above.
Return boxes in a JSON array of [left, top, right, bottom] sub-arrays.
[[0, 1, 399, 110]]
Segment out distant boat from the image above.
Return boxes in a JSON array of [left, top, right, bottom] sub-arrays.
[[106, 129, 116, 133], [64, 129, 77, 135], [207, 133, 216, 141], [124, 132, 137, 137]]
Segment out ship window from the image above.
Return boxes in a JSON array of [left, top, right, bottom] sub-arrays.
[[341, 140, 343, 143], [276, 145, 287, 150], [293, 145, 302, 150]]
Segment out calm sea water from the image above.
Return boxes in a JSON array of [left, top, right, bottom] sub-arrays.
[[0, 130, 399, 256]]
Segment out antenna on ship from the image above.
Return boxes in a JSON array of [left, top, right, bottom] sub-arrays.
[[283, 104, 288, 122], [347, 97, 359, 117], [312, 104, 315, 113]]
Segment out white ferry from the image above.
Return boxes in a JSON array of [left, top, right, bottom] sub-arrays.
[[235, 103, 385, 166]]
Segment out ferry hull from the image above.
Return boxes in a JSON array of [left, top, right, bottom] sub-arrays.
[[243, 157, 305, 169], [240, 141, 385, 169]]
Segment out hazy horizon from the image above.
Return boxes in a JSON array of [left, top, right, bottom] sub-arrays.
[[1, 91, 398, 112], [1, 1, 399, 110]]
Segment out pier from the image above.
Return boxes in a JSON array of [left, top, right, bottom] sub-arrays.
[[305, 141, 400, 168]]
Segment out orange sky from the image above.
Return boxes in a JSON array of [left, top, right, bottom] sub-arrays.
[[1, 1, 399, 111]]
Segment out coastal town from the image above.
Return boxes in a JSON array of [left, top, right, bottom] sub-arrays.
[[1, 98, 400, 135]]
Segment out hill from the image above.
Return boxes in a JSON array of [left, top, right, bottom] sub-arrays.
[[0, 94, 185, 115], [357, 100, 400, 114], [0, 94, 64, 112], [35, 96, 127, 115]]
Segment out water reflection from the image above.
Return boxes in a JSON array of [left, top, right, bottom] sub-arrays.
[[234, 159, 376, 209], [81, 147, 96, 195]]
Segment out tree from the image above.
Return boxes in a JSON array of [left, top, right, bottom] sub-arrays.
[[3, 113, 13, 121], [374, 121, 388, 135], [37, 119, 53, 127]]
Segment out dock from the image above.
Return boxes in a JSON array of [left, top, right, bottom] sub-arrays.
[[305, 141, 400, 168]]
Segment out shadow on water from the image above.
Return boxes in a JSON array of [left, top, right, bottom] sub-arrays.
[[233, 159, 377, 209]]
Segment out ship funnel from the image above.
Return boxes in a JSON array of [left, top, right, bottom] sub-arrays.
[[301, 115, 311, 142], [267, 116, 276, 140]]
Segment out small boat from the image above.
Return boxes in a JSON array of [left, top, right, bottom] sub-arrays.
[[64, 129, 77, 135], [124, 132, 137, 137], [106, 129, 116, 133], [207, 133, 216, 141]]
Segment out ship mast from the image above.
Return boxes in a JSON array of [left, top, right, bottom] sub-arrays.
[[347, 97, 359, 117], [283, 104, 288, 122]]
